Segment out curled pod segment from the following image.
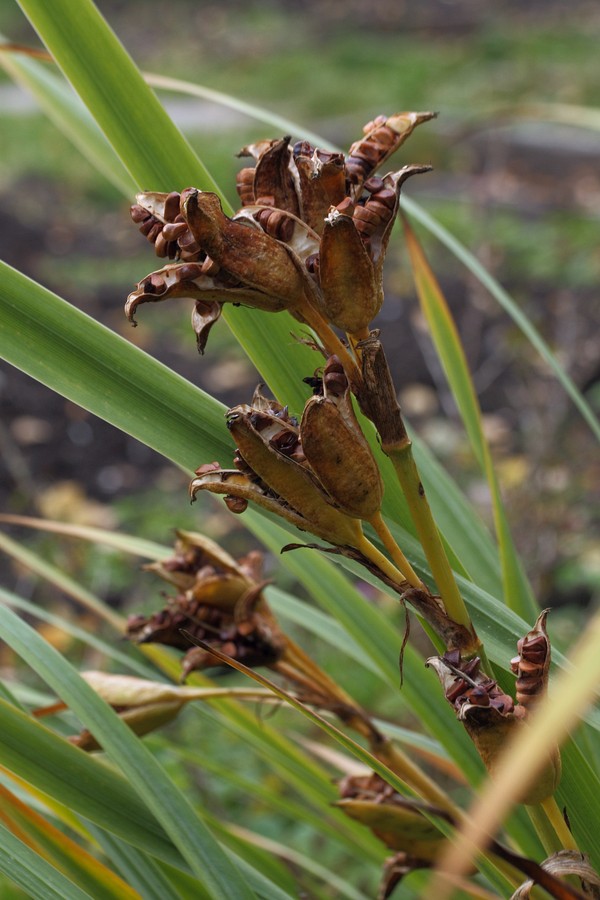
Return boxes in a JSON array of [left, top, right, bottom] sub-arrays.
[[511, 609, 552, 715], [345, 111, 436, 193]]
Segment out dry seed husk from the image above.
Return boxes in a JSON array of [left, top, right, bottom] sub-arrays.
[[301, 396, 383, 519], [227, 409, 364, 546], [336, 798, 444, 858], [252, 136, 300, 216], [293, 150, 347, 234], [181, 190, 307, 304], [319, 210, 381, 333]]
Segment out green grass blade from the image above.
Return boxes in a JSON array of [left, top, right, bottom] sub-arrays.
[[16, 0, 220, 196], [0, 606, 255, 899], [0, 822, 93, 900], [0, 585, 155, 679], [0, 48, 135, 196], [0, 785, 139, 900], [402, 196, 600, 443], [0, 262, 229, 473], [0, 700, 181, 865], [403, 217, 537, 621], [87, 825, 200, 900]]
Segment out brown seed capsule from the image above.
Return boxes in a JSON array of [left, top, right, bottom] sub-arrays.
[[319, 207, 381, 334], [225, 406, 364, 547], [511, 609, 552, 715], [253, 207, 295, 243], [180, 189, 307, 305], [252, 136, 300, 218], [301, 395, 383, 519]]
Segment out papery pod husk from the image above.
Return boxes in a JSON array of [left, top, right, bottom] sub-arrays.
[[511, 608, 552, 715], [367, 166, 431, 271], [146, 528, 252, 586], [346, 111, 436, 193], [180, 189, 308, 304], [235, 205, 321, 266], [126, 261, 289, 319], [335, 798, 444, 857], [300, 395, 383, 519], [132, 190, 181, 224], [70, 700, 184, 752], [79, 671, 212, 707], [252, 136, 301, 216], [293, 147, 347, 234], [319, 208, 381, 334], [510, 850, 600, 899], [427, 654, 562, 805], [190, 468, 353, 544], [226, 409, 365, 547], [237, 138, 281, 163]]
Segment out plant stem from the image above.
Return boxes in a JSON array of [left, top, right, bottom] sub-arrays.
[[368, 510, 424, 590], [355, 534, 409, 586], [296, 298, 363, 387], [539, 796, 580, 852], [386, 440, 476, 639]]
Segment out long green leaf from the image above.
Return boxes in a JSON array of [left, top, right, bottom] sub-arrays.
[[0, 262, 228, 472], [0, 48, 135, 196], [403, 218, 537, 621], [0, 784, 139, 900], [401, 196, 600, 443], [15, 0, 219, 195], [0, 822, 93, 900], [0, 701, 180, 864], [86, 826, 184, 900], [0, 607, 255, 900]]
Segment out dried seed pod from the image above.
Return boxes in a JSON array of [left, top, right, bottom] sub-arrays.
[[224, 406, 365, 547], [427, 650, 561, 804], [180, 189, 307, 305], [234, 204, 321, 270], [253, 207, 295, 243], [126, 258, 292, 352], [300, 394, 383, 519], [292, 144, 347, 234], [252, 136, 301, 217], [345, 111, 436, 192], [511, 609, 552, 715], [318, 206, 381, 333], [353, 182, 397, 244], [131, 191, 189, 260]]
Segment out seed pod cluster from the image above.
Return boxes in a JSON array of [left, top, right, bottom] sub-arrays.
[[126, 535, 285, 681], [127, 113, 433, 347]]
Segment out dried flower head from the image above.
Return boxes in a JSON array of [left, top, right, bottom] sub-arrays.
[[126, 532, 286, 680], [126, 113, 433, 351]]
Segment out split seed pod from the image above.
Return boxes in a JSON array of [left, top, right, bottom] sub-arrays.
[[223, 405, 365, 548], [345, 111, 436, 193], [300, 357, 383, 519], [181, 189, 307, 305], [511, 609, 552, 715], [427, 648, 561, 804]]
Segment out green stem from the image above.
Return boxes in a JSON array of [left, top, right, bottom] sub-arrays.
[[368, 511, 424, 590], [539, 796, 580, 852], [354, 534, 409, 587], [386, 440, 476, 641]]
